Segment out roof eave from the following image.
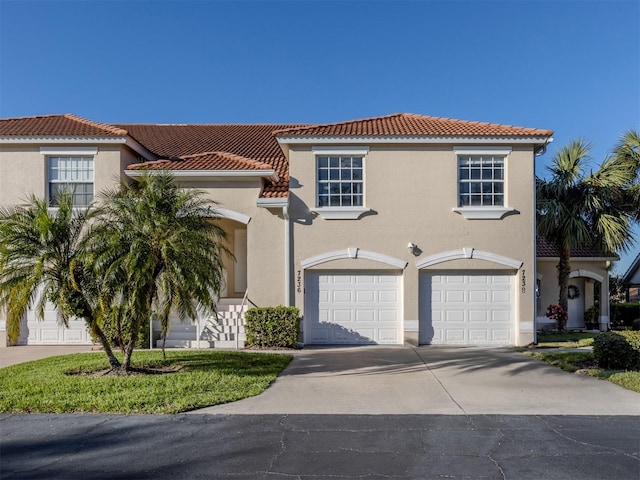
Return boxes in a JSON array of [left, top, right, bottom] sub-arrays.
[[124, 169, 278, 182], [0, 135, 155, 160], [276, 135, 554, 145]]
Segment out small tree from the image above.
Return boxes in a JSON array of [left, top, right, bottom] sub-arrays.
[[88, 172, 230, 372], [0, 193, 120, 367], [537, 137, 639, 313]]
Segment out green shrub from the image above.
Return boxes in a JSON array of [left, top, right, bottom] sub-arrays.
[[245, 306, 300, 348], [593, 331, 640, 370], [583, 305, 600, 330], [632, 319, 640, 331], [610, 303, 640, 328]]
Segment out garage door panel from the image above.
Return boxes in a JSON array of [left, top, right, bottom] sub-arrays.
[[355, 309, 375, 322], [446, 310, 465, 322], [446, 290, 465, 302], [305, 271, 402, 345], [469, 291, 488, 302], [379, 290, 398, 303], [378, 309, 398, 323], [356, 290, 375, 303], [420, 272, 514, 346]]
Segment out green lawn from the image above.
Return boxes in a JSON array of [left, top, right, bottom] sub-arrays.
[[526, 351, 640, 394], [0, 350, 292, 414]]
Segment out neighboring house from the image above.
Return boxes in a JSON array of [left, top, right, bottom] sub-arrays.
[[536, 238, 617, 330], [622, 252, 640, 302], [0, 112, 617, 347]]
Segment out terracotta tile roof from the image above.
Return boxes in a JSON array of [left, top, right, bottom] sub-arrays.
[[117, 123, 308, 198], [128, 151, 275, 173], [274, 113, 553, 138], [536, 237, 618, 258], [0, 114, 127, 137]]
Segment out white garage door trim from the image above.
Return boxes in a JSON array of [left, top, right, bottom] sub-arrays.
[[419, 271, 515, 345], [305, 270, 403, 345]]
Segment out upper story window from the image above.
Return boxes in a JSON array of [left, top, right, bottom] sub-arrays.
[[48, 155, 94, 207], [317, 155, 363, 207], [452, 147, 515, 220], [311, 146, 370, 220], [458, 155, 504, 207]]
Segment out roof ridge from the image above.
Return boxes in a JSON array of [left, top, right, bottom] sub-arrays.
[[178, 151, 274, 169], [63, 114, 128, 136], [272, 113, 406, 136]]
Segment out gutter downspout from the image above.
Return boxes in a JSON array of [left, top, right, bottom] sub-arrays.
[[532, 135, 553, 345], [284, 205, 291, 306]]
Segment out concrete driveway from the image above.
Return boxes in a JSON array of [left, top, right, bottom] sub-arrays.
[[0, 345, 96, 368], [192, 345, 640, 415]]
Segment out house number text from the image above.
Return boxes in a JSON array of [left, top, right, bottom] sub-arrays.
[[521, 269, 526, 294], [296, 270, 302, 293]]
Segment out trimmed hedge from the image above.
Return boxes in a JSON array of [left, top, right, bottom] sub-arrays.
[[610, 303, 640, 328], [593, 331, 640, 370], [245, 306, 300, 348]]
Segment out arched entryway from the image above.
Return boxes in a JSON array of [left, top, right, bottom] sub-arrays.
[[567, 270, 605, 330]]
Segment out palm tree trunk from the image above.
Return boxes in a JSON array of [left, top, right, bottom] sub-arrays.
[[89, 321, 121, 368]]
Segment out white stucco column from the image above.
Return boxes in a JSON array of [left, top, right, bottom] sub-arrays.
[[600, 273, 610, 330]]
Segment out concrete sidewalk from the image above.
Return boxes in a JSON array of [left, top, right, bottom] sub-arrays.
[[0, 345, 96, 368], [191, 345, 640, 416]]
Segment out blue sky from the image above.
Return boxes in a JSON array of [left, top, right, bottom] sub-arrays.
[[1, 0, 638, 273]]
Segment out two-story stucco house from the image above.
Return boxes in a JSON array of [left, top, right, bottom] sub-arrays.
[[0, 113, 616, 347]]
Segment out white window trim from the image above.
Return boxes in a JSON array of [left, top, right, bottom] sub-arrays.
[[311, 206, 371, 220], [452, 206, 516, 220], [40, 147, 98, 155], [453, 146, 514, 220], [44, 150, 96, 208], [313, 146, 370, 220]]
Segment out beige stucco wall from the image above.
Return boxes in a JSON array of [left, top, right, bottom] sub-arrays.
[[288, 143, 538, 345], [0, 143, 139, 207], [175, 180, 286, 308]]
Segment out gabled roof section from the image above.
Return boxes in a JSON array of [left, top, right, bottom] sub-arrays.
[[0, 114, 128, 137], [536, 237, 619, 259], [128, 151, 275, 174], [274, 113, 553, 139], [117, 123, 308, 198]]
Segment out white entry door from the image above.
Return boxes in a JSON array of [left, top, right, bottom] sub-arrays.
[[305, 271, 402, 345], [420, 272, 514, 345]]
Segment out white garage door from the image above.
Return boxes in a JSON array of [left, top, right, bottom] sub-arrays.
[[419, 272, 514, 345], [17, 302, 92, 345], [305, 271, 402, 345]]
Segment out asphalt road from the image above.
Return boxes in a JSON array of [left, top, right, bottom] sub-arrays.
[[1, 413, 638, 479]]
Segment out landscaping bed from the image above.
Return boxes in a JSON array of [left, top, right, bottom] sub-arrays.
[[0, 350, 292, 414], [524, 332, 640, 394]]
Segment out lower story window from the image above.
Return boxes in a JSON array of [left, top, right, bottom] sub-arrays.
[[48, 156, 94, 207]]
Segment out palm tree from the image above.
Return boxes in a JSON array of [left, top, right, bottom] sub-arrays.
[[89, 172, 229, 372], [537, 138, 639, 319], [612, 129, 640, 221], [0, 193, 120, 366]]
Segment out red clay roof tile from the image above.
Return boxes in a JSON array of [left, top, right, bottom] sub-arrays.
[[536, 237, 618, 258], [116, 123, 307, 198], [0, 114, 127, 137], [274, 113, 553, 138], [128, 151, 275, 172]]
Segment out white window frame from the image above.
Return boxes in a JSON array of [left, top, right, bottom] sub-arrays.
[[311, 147, 371, 220], [41, 147, 96, 208], [452, 147, 515, 220]]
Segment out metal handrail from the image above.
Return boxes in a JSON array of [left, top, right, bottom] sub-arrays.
[[237, 290, 249, 350]]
